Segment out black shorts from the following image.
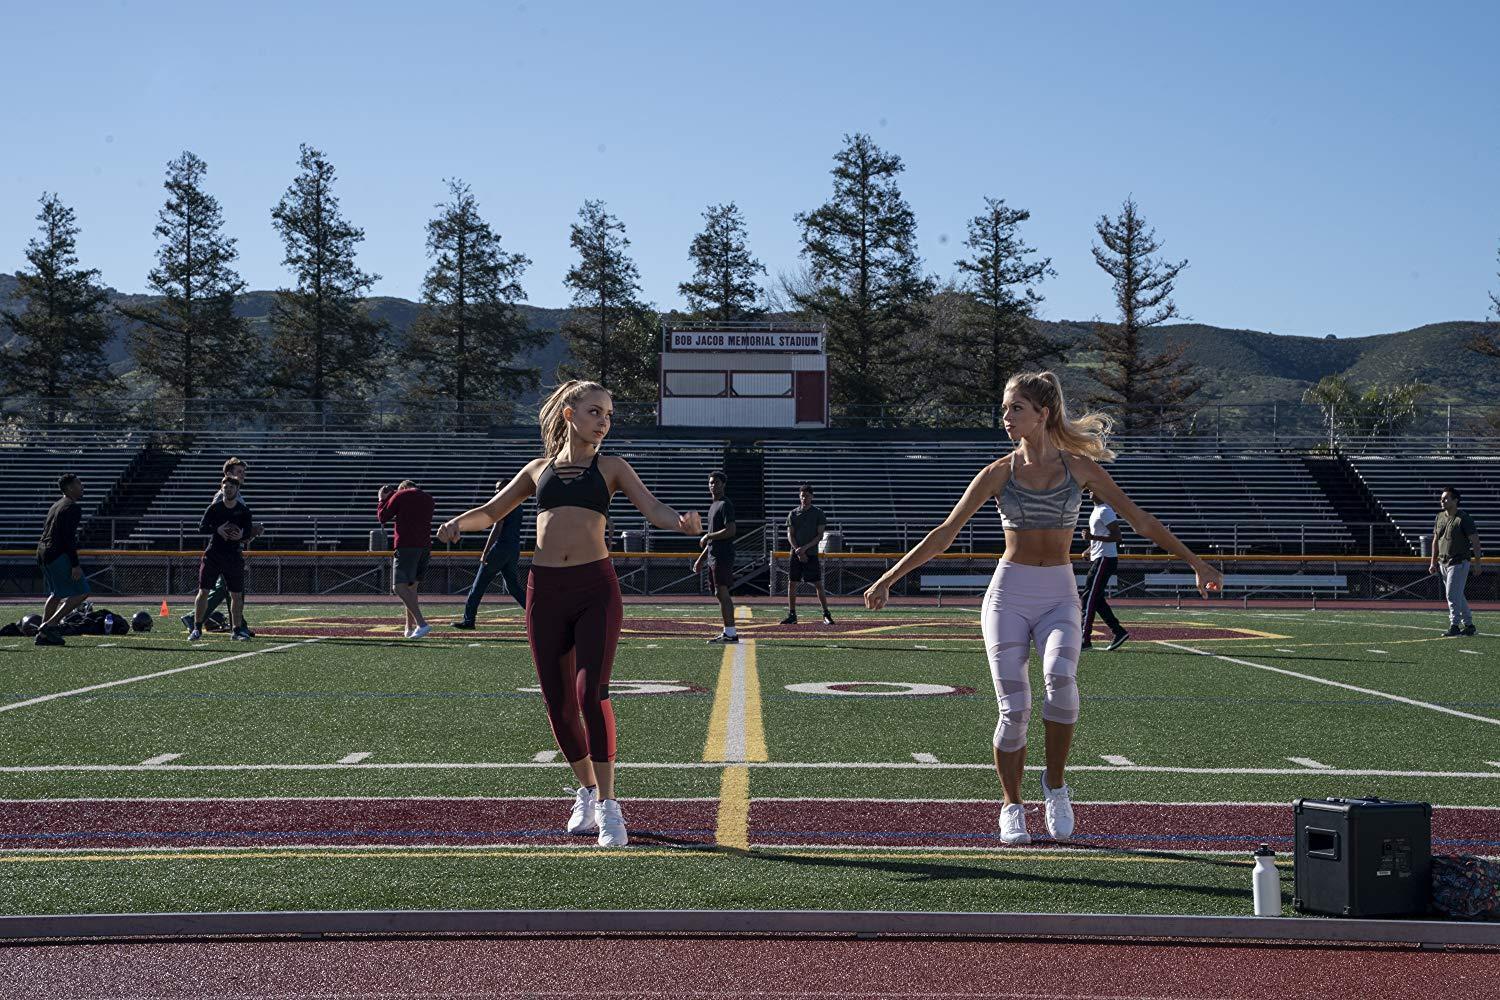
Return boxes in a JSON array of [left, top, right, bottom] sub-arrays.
[[707, 560, 730, 592], [788, 552, 822, 582], [199, 552, 245, 593], [393, 547, 430, 587]]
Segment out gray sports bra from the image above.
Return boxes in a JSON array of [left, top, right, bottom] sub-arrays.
[[997, 454, 1083, 530]]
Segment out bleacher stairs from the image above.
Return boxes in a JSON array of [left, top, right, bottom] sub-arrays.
[[79, 446, 182, 549]]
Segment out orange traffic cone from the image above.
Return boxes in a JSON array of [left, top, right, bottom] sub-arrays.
[[159, 599, 170, 617]]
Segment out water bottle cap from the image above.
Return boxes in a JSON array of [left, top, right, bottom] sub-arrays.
[[1253, 843, 1275, 857]]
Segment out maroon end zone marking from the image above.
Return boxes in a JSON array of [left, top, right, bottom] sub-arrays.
[[749, 802, 1500, 853], [0, 799, 717, 850]]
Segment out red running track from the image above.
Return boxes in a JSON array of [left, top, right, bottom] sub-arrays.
[[1, 935, 1496, 999], [3, 799, 1496, 854]]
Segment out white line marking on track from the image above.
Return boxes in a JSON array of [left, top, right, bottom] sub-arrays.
[[911, 753, 939, 764], [1460, 649, 1483, 655], [1101, 755, 1135, 767], [338, 753, 371, 765], [1287, 757, 1332, 769], [138, 754, 181, 766], [0, 638, 322, 715], [532, 750, 561, 763], [467, 643, 483, 648], [1275, 649, 1295, 653], [1366, 649, 1388, 654], [97, 643, 118, 648], [1156, 641, 1500, 727]]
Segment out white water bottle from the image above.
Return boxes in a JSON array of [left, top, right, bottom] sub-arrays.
[[1252, 844, 1280, 916]]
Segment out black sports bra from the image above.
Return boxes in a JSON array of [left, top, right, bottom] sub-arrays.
[[535, 453, 612, 516]]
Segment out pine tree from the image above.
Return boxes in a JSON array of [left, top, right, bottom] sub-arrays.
[[1468, 239, 1500, 359], [560, 200, 655, 397], [795, 134, 932, 420], [679, 203, 765, 321], [944, 197, 1061, 427], [267, 144, 387, 417], [118, 151, 257, 423], [402, 179, 545, 420], [1089, 197, 1201, 431], [0, 193, 115, 423]]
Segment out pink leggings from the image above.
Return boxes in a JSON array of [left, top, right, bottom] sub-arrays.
[[980, 561, 1083, 752]]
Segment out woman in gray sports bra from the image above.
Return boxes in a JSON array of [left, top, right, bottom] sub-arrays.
[[864, 372, 1221, 845]]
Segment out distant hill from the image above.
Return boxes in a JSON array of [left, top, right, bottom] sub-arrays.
[[4, 272, 1497, 406]]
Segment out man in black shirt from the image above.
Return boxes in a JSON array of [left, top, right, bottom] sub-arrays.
[[186, 456, 263, 635], [781, 483, 833, 626], [190, 478, 256, 642], [693, 470, 739, 643], [33, 473, 90, 646]]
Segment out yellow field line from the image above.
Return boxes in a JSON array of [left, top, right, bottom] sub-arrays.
[[715, 766, 751, 851]]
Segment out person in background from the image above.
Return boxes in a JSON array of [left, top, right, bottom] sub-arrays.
[[378, 479, 436, 639], [1080, 489, 1128, 651], [190, 477, 255, 642], [33, 473, 90, 647], [453, 491, 526, 629], [1429, 486, 1482, 637], [781, 482, 833, 626], [693, 470, 738, 643]]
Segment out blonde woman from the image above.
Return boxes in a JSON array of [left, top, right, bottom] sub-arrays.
[[437, 381, 702, 847], [864, 372, 1221, 844]]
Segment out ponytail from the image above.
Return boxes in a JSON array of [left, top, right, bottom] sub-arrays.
[[538, 380, 609, 458], [1004, 371, 1116, 462]]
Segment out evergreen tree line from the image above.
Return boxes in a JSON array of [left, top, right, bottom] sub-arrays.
[[5, 135, 1498, 429]]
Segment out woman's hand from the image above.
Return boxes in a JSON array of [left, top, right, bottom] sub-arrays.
[[864, 579, 891, 611], [678, 511, 702, 535], [1194, 561, 1224, 599], [437, 519, 461, 544]]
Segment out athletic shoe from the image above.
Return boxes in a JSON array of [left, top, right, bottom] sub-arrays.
[[1462, 624, 1478, 636], [231, 626, 251, 641], [1079, 640, 1093, 651], [451, 620, 476, 630], [707, 632, 739, 644], [823, 613, 835, 625], [243, 625, 256, 638], [408, 624, 431, 640], [998, 803, 1030, 845], [33, 628, 64, 647], [779, 613, 797, 625], [188, 627, 203, 642], [180, 613, 195, 632], [596, 799, 628, 847], [1443, 625, 1463, 637], [566, 785, 599, 835], [1106, 631, 1130, 652], [1041, 775, 1076, 840]]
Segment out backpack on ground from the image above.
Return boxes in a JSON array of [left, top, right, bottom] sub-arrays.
[[1431, 854, 1500, 920]]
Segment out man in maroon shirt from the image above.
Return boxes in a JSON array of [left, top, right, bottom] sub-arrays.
[[378, 479, 435, 639]]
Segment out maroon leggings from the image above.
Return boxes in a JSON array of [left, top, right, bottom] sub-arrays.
[[525, 558, 624, 763]]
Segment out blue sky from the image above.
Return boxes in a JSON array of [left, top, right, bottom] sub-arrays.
[[3, 0, 1496, 337]]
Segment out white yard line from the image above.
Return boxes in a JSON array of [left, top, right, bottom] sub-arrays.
[[138, 753, 181, 767], [1460, 649, 1483, 655], [1286, 757, 1332, 769], [2, 761, 1498, 778], [337, 753, 372, 765], [723, 640, 750, 763], [1366, 649, 1388, 655], [0, 639, 321, 715], [1156, 641, 1500, 727], [1101, 755, 1136, 767]]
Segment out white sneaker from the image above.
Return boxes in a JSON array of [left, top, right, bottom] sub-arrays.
[[596, 798, 628, 847], [408, 624, 431, 640], [566, 785, 598, 835], [999, 802, 1030, 845], [1041, 775, 1075, 840], [402, 627, 412, 638]]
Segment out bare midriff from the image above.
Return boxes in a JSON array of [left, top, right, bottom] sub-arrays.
[[1001, 527, 1076, 567], [533, 508, 611, 567]]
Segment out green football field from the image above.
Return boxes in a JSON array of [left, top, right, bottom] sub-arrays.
[[1, 601, 1496, 918]]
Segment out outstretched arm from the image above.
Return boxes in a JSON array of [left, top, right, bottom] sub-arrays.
[[437, 462, 542, 544], [864, 460, 1007, 609], [1074, 457, 1222, 598], [606, 457, 702, 535]]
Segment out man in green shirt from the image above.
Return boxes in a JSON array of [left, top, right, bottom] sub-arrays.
[[1428, 487, 1483, 637]]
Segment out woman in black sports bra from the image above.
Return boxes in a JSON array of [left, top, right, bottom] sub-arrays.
[[437, 380, 702, 847]]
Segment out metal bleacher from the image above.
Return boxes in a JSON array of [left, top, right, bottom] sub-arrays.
[[761, 439, 1353, 555], [123, 432, 726, 552], [0, 430, 142, 551], [1346, 454, 1500, 554]]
